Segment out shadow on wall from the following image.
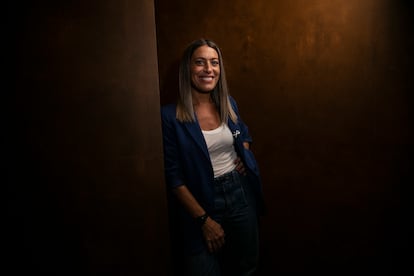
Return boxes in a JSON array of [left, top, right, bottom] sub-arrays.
[[160, 59, 180, 106]]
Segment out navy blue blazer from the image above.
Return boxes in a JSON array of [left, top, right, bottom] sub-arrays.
[[161, 97, 263, 254]]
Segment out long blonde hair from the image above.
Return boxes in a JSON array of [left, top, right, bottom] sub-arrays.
[[176, 39, 237, 124]]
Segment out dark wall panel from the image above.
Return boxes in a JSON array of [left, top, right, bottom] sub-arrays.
[[10, 0, 170, 274], [155, 0, 412, 274]]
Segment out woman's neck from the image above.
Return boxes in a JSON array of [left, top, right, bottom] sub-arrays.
[[192, 91, 212, 106]]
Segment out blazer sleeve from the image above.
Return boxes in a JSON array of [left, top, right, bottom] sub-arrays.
[[161, 105, 184, 189]]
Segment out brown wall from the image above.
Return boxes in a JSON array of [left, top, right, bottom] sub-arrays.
[[10, 0, 170, 274], [155, 0, 413, 274]]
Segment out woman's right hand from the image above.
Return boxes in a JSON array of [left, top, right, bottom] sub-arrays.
[[234, 157, 247, 176], [201, 217, 225, 253]]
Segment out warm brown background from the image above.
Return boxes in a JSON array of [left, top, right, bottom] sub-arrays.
[[155, 0, 413, 274], [9, 0, 412, 275]]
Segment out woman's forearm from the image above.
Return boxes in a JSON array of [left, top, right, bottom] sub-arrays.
[[172, 185, 206, 218]]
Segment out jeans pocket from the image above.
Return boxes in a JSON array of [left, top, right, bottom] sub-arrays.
[[213, 172, 250, 212]]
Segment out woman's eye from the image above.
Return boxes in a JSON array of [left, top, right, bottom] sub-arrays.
[[211, 60, 219, 66], [195, 60, 204, 65]]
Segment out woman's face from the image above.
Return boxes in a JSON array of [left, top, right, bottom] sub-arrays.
[[190, 45, 220, 93]]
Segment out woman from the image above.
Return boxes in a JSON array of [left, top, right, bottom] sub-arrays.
[[161, 39, 264, 276]]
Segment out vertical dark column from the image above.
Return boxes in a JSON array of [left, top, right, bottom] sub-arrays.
[[9, 0, 170, 274]]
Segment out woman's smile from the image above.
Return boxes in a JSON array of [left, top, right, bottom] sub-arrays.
[[190, 45, 220, 93]]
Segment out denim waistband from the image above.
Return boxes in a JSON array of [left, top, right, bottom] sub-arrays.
[[214, 169, 239, 183]]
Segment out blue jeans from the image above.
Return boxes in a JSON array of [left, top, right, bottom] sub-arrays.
[[185, 170, 259, 276]]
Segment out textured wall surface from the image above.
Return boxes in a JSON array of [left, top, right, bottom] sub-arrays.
[[10, 0, 170, 274], [155, 0, 413, 274]]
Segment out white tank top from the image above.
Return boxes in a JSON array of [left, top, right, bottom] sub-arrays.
[[202, 124, 237, 178]]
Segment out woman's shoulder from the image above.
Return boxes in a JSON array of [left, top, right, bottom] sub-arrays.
[[161, 103, 177, 116], [161, 103, 181, 128], [228, 95, 240, 112]]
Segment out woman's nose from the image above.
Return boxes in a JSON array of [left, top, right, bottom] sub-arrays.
[[204, 62, 212, 72]]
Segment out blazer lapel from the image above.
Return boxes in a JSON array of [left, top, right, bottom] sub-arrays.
[[183, 121, 211, 161], [182, 118, 242, 162], [227, 119, 240, 139], [227, 118, 243, 152]]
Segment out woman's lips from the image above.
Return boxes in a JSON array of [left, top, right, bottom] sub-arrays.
[[199, 76, 214, 81]]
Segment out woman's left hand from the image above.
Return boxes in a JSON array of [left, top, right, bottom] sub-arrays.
[[234, 157, 247, 176]]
